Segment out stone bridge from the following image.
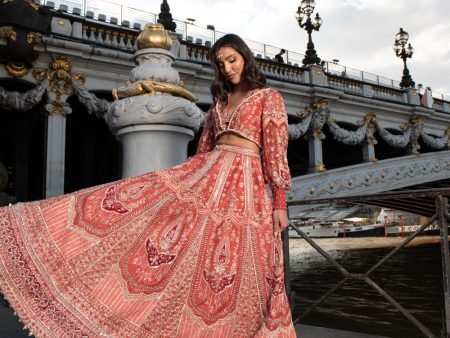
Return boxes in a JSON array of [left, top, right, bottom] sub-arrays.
[[290, 150, 450, 207], [0, 2, 448, 203]]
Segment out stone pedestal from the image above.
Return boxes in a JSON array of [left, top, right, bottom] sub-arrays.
[[51, 17, 72, 36], [405, 87, 420, 105], [107, 93, 202, 178], [106, 24, 202, 178], [117, 124, 194, 176], [305, 64, 328, 87]]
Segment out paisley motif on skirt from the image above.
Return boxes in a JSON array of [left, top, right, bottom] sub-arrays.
[[0, 145, 296, 337]]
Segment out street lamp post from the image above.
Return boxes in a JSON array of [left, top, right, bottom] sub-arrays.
[[296, 0, 323, 66], [393, 27, 415, 89]]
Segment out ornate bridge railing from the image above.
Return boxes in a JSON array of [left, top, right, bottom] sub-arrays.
[[37, 0, 450, 103], [285, 188, 450, 338]]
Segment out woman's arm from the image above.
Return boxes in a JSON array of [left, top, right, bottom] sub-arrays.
[[261, 90, 292, 234], [196, 107, 216, 154]]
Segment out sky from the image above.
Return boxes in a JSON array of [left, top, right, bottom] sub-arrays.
[[121, 0, 450, 95]]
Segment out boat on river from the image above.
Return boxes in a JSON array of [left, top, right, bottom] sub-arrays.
[[338, 223, 385, 237], [379, 208, 440, 236], [288, 221, 339, 238], [384, 223, 440, 236]]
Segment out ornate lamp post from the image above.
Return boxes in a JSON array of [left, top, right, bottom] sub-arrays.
[[393, 27, 415, 88], [296, 0, 323, 66]]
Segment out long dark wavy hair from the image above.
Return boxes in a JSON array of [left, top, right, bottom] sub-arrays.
[[209, 34, 266, 104]]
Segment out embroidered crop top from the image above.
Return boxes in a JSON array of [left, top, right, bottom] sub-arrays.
[[196, 88, 291, 210]]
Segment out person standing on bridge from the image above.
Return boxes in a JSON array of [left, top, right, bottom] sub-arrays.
[[0, 33, 295, 337], [274, 48, 286, 63]]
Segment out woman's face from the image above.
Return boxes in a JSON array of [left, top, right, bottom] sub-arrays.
[[216, 46, 245, 86]]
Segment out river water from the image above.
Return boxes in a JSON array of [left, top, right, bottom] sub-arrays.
[[289, 236, 445, 338]]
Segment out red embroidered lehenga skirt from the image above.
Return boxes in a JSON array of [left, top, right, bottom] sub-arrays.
[[0, 145, 296, 337]]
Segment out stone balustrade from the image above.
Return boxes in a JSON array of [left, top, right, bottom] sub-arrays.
[[43, 8, 450, 115]]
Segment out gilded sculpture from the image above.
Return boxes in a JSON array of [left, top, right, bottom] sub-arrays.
[[0, 0, 51, 77]]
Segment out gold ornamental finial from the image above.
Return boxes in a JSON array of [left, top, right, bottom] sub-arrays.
[[136, 23, 172, 50]]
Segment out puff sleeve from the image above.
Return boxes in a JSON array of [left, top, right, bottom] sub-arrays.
[[261, 90, 292, 210], [196, 106, 216, 154]]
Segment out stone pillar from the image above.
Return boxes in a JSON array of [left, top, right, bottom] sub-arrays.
[[362, 113, 378, 163], [45, 114, 66, 197], [44, 57, 74, 197], [117, 124, 194, 177], [106, 23, 202, 178], [304, 100, 329, 173], [307, 130, 325, 173], [362, 142, 376, 163]]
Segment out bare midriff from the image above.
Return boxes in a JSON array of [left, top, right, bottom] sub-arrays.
[[216, 133, 260, 153]]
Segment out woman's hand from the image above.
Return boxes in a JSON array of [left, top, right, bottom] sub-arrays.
[[273, 209, 289, 236]]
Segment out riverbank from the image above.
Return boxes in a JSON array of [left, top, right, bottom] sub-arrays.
[[289, 235, 443, 254], [296, 324, 388, 338]]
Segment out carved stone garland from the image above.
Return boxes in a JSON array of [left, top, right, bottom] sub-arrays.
[[0, 56, 111, 118], [0, 79, 48, 111], [288, 100, 450, 171]]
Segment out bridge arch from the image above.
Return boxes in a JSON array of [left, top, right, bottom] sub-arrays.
[[323, 121, 363, 170], [0, 79, 46, 202], [290, 150, 450, 203], [64, 92, 122, 193]]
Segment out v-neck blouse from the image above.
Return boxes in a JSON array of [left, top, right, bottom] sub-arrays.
[[196, 88, 291, 209]]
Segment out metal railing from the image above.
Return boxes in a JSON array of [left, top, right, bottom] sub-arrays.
[[40, 0, 450, 101], [286, 188, 450, 338]]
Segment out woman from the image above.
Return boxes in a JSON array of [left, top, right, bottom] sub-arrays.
[[0, 34, 296, 337]]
